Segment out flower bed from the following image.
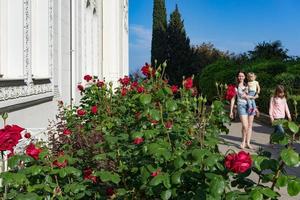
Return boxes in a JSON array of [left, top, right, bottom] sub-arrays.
[[0, 63, 300, 199]]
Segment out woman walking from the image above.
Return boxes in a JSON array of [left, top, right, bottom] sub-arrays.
[[229, 71, 258, 149]]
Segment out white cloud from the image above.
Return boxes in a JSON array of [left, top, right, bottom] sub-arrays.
[[130, 24, 152, 50]]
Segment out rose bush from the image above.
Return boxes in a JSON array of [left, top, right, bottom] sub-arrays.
[[1, 63, 300, 199]]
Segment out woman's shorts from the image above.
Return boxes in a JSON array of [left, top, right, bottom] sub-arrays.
[[237, 103, 255, 116]]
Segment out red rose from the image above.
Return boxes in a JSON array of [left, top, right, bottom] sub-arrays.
[[151, 169, 160, 177], [141, 63, 155, 78], [131, 81, 138, 89], [185, 140, 192, 146], [165, 121, 173, 129], [77, 109, 86, 116], [106, 187, 115, 196], [135, 112, 141, 120], [53, 152, 67, 168], [83, 169, 97, 183], [24, 132, 31, 139], [183, 77, 193, 89], [225, 151, 252, 173], [171, 85, 178, 94], [84, 75, 93, 82], [150, 119, 158, 125], [26, 143, 42, 160], [137, 86, 144, 93], [97, 80, 104, 88], [77, 84, 84, 91], [121, 88, 127, 96], [91, 105, 98, 114], [0, 125, 24, 151], [225, 84, 237, 101], [133, 137, 144, 145], [119, 76, 130, 85], [63, 129, 72, 135]]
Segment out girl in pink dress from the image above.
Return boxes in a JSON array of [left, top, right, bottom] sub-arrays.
[[269, 85, 291, 135]]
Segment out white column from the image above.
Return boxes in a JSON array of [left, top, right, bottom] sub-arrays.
[[32, 0, 49, 78], [1, 0, 24, 78]]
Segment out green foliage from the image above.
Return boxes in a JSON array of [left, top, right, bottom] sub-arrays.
[[151, 0, 168, 66], [165, 5, 192, 86], [1, 65, 300, 199]]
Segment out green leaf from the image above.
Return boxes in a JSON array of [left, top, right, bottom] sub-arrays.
[[166, 100, 178, 112], [15, 193, 41, 200], [209, 177, 225, 198], [171, 171, 181, 185], [161, 189, 172, 200], [140, 166, 150, 183], [93, 154, 107, 161], [131, 131, 144, 139], [58, 168, 67, 178], [174, 156, 184, 169], [149, 109, 160, 121], [287, 180, 300, 196], [163, 87, 173, 95], [143, 130, 157, 139], [250, 190, 263, 200], [23, 165, 42, 176], [95, 171, 120, 184], [162, 173, 171, 189], [140, 94, 152, 105], [260, 188, 278, 198], [149, 174, 163, 186], [192, 149, 210, 161], [288, 121, 299, 134], [276, 175, 288, 187], [281, 148, 299, 167]]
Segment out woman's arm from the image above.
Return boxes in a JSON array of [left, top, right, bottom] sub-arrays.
[[230, 96, 235, 119], [257, 82, 261, 94]]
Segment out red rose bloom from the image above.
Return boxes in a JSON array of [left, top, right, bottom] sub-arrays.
[[165, 121, 173, 129], [121, 88, 127, 96], [131, 81, 138, 89], [63, 129, 72, 135], [225, 151, 252, 173], [91, 105, 98, 114], [137, 86, 144, 93], [106, 187, 115, 196], [225, 84, 237, 101], [141, 63, 155, 78], [84, 75, 93, 82], [26, 143, 42, 160], [183, 77, 193, 89], [77, 84, 84, 91], [24, 132, 31, 139], [133, 137, 144, 145], [77, 109, 86, 116], [53, 153, 67, 168], [0, 125, 24, 151], [151, 169, 160, 177], [97, 80, 104, 88], [83, 169, 97, 183], [171, 85, 178, 94], [119, 76, 131, 85]]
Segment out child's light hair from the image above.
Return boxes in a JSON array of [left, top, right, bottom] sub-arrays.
[[247, 72, 256, 78]]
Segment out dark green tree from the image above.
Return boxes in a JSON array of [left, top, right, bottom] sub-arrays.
[[151, 0, 168, 66], [166, 5, 192, 86], [248, 40, 289, 61]]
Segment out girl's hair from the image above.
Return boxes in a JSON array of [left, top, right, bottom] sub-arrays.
[[274, 85, 287, 98], [236, 70, 247, 86]]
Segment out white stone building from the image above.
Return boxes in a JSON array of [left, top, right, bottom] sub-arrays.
[[0, 0, 129, 130]]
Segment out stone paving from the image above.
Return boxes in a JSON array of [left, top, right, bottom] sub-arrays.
[[219, 120, 300, 200]]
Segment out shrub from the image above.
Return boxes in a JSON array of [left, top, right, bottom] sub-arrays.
[[1, 64, 300, 199]]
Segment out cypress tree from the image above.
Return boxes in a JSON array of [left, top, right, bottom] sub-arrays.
[[166, 4, 191, 86], [151, 0, 168, 67]]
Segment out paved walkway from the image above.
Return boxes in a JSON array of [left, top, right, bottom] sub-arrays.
[[219, 120, 300, 200]]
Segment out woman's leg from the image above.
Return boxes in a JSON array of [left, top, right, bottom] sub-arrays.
[[247, 115, 255, 149], [239, 115, 248, 148]]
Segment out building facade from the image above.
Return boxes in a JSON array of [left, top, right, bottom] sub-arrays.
[[0, 0, 129, 130]]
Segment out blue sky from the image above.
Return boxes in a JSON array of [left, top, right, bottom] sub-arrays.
[[129, 0, 300, 73]]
